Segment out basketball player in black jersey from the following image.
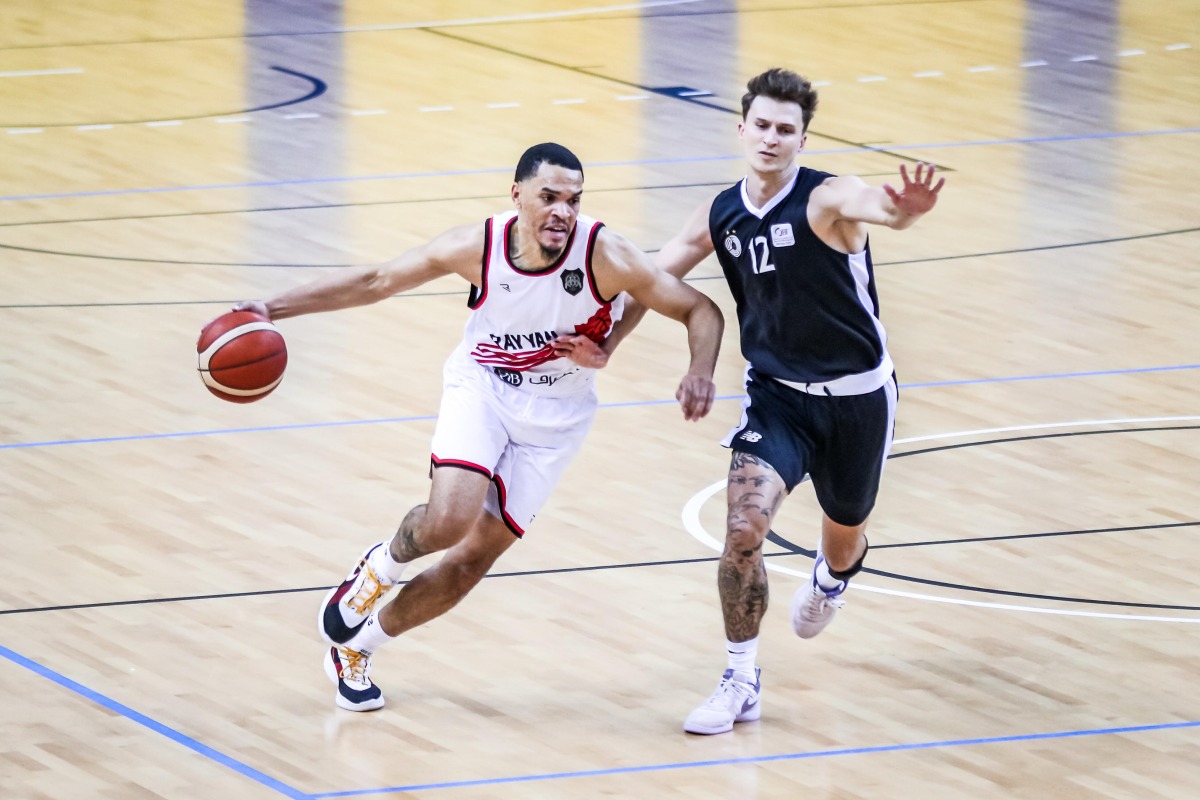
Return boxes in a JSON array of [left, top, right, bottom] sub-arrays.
[[597, 67, 945, 734]]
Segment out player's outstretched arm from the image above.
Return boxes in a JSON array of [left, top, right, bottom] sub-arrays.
[[592, 228, 723, 421], [819, 162, 945, 231], [235, 224, 483, 321]]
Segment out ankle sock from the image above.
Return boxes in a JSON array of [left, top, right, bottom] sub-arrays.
[[726, 637, 758, 677]]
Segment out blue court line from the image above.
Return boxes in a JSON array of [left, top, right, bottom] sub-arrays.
[[2, 363, 1197, 451], [2, 127, 1197, 203], [311, 719, 1200, 797], [0, 643, 312, 799]]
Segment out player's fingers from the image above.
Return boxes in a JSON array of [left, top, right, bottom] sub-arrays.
[[932, 177, 946, 193], [883, 184, 901, 203], [898, 163, 910, 185]]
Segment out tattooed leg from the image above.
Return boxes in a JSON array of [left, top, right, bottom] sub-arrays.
[[390, 503, 430, 562], [721, 452, 788, 641]]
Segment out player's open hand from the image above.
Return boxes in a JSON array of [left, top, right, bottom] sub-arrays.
[[553, 334, 610, 368], [883, 162, 944, 216], [676, 374, 716, 421]]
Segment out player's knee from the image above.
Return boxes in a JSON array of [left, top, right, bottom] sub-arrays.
[[725, 518, 769, 561], [441, 550, 496, 594]]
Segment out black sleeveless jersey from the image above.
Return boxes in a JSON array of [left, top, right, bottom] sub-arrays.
[[708, 168, 888, 384]]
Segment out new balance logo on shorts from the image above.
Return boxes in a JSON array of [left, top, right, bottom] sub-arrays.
[[739, 430, 763, 442]]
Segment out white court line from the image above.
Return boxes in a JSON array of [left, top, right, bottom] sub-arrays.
[[285, 112, 320, 119], [1118, 49, 1146, 57], [0, 68, 83, 78], [1021, 59, 1049, 68], [1072, 55, 1099, 62], [7, 129, 44, 135], [681, 415, 1200, 624], [76, 124, 112, 131], [678, 90, 712, 97], [914, 71, 943, 78], [146, 120, 182, 127], [1165, 43, 1190, 50]]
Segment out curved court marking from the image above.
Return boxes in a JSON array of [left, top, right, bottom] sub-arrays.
[[681, 415, 1200, 624]]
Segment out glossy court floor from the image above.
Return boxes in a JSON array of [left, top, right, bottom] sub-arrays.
[[1, 0, 1198, 798]]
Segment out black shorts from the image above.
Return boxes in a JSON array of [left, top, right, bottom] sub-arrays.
[[722, 369, 898, 526]]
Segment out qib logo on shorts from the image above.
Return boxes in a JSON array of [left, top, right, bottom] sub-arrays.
[[560, 268, 584, 296], [493, 367, 523, 387], [724, 235, 742, 257]]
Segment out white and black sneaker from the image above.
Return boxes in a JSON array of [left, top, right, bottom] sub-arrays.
[[790, 555, 846, 639], [683, 668, 761, 735], [319, 543, 397, 645], [324, 645, 384, 712]]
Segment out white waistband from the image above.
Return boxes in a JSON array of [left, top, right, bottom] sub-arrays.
[[771, 353, 894, 397]]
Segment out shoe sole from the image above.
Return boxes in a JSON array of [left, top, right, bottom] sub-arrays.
[[683, 703, 761, 735]]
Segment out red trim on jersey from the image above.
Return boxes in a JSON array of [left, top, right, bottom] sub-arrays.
[[504, 215, 577, 276], [583, 221, 617, 304], [491, 474, 525, 537], [468, 217, 492, 309], [430, 454, 493, 479]]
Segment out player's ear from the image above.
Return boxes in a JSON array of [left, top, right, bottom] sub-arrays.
[[511, 183, 521, 208]]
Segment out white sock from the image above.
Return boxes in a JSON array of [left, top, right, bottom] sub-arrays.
[[726, 637, 758, 677], [346, 609, 392, 654], [368, 540, 408, 584], [814, 557, 847, 595]]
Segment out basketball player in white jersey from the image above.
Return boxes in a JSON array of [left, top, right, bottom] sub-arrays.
[[597, 69, 945, 734], [230, 143, 723, 712]]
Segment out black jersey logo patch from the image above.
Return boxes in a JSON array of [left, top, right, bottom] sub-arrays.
[[493, 367, 524, 386], [560, 268, 584, 296], [724, 235, 742, 257]]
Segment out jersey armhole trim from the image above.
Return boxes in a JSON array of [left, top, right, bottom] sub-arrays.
[[467, 217, 492, 309], [584, 221, 618, 304]]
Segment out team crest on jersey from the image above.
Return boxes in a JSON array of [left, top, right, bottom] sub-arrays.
[[770, 223, 795, 247], [560, 268, 584, 296], [493, 367, 523, 386], [724, 234, 742, 257]]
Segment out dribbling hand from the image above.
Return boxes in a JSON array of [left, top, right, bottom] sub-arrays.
[[231, 300, 272, 319]]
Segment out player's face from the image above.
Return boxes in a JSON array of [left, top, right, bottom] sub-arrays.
[[739, 96, 807, 175], [513, 163, 583, 259]]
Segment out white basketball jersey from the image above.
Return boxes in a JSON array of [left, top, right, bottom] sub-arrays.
[[456, 210, 624, 397]]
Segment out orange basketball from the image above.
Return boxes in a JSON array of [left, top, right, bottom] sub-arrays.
[[196, 310, 287, 403]]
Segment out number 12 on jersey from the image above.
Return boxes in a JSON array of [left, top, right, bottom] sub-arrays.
[[749, 235, 775, 274]]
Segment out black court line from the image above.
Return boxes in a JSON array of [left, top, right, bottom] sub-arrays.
[[3, 521, 1197, 617], [0, 66, 325, 129], [2, 224, 1196, 283], [888, 424, 1200, 460], [420, 27, 932, 168]]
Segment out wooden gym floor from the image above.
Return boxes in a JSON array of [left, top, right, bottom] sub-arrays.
[[1, 1, 1198, 797]]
